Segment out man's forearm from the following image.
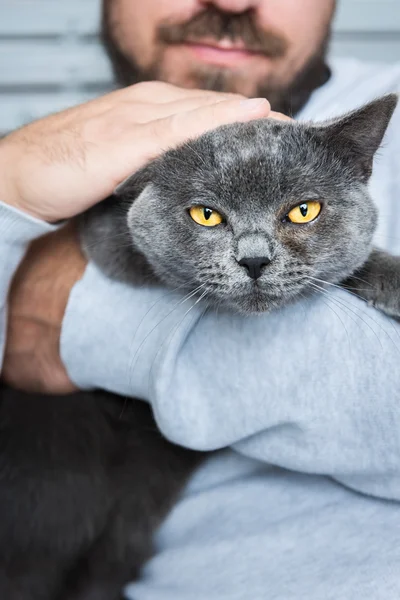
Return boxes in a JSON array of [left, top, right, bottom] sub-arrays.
[[61, 260, 400, 501], [3, 221, 87, 392]]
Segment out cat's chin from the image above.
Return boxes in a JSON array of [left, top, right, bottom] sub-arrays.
[[216, 292, 286, 315]]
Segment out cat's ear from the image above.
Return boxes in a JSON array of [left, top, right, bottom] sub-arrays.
[[113, 167, 151, 199], [114, 173, 136, 196], [319, 94, 398, 181]]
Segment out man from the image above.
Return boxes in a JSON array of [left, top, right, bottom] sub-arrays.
[[1, 1, 400, 598]]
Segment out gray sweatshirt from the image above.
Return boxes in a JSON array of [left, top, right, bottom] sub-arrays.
[[1, 58, 400, 600]]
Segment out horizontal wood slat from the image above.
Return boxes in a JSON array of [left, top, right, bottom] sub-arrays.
[[1, 0, 399, 35], [0, 1, 100, 36], [0, 41, 112, 86]]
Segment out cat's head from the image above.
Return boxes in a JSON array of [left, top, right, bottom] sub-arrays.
[[117, 94, 398, 314]]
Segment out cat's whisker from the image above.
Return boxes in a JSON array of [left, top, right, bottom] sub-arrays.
[[344, 274, 375, 286], [310, 289, 352, 348], [147, 291, 210, 393], [307, 281, 397, 352], [307, 276, 373, 294], [125, 280, 196, 386], [294, 290, 311, 323], [128, 282, 207, 383], [332, 285, 400, 347], [308, 276, 400, 341], [308, 281, 373, 347], [83, 231, 131, 251], [127, 282, 207, 386], [127, 282, 211, 389], [307, 277, 400, 345]]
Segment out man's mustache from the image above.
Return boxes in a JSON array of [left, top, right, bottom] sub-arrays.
[[158, 6, 288, 59]]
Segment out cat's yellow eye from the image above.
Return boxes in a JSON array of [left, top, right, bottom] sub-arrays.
[[189, 206, 223, 227], [287, 201, 322, 224]]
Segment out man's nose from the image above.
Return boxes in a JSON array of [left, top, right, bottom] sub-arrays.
[[202, 0, 259, 14]]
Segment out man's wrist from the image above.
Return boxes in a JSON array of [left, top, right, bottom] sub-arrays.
[[0, 200, 59, 244]]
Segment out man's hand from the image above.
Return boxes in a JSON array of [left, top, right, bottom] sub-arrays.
[[0, 82, 271, 223], [2, 223, 85, 393]]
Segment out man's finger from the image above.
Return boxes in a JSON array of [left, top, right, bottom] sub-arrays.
[[269, 110, 292, 122], [118, 95, 239, 124], [111, 98, 271, 190], [167, 97, 271, 144]]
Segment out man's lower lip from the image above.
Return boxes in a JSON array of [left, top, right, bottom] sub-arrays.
[[182, 42, 264, 66]]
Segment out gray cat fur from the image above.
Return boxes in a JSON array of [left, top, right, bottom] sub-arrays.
[[81, 94, 399, 316]]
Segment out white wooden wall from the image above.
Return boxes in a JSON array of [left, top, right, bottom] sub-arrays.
[[1, 0, 399, 135]]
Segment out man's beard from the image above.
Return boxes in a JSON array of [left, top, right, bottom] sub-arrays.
[[101, 4, 332, 116]]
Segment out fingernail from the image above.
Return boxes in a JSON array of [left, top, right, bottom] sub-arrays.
[[240, 98, 269, 111]]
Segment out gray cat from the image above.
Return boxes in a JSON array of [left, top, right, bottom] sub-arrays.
[[0, 94, 398, 600], [82, 94, 399, 319]]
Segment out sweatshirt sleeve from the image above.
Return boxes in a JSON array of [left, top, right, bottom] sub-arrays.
[[61, 261, 400, 501], [0, 201, 59, 369]]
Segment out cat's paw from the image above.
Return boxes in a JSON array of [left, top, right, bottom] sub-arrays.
[[343, 249, 400, 320]]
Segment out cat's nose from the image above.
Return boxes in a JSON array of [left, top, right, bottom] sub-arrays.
[[238, 256, 271, 280]]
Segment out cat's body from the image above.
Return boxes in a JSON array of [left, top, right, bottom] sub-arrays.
[[0, 387, 203, 600], [0, 95, 398, 599]]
